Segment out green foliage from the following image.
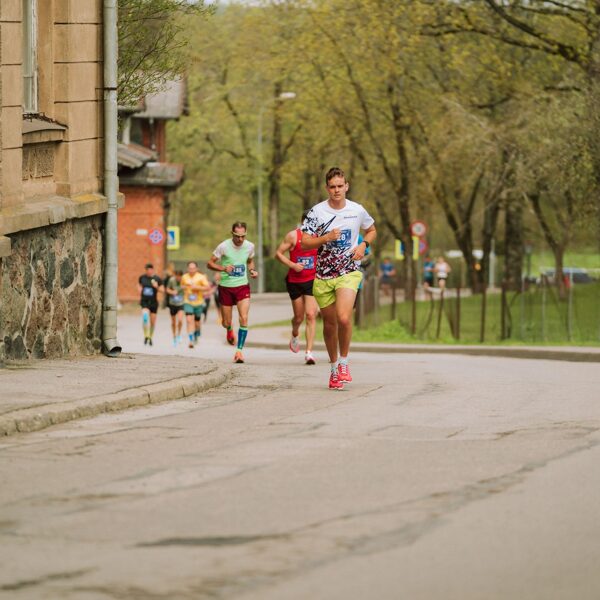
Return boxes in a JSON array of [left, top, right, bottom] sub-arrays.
[[117, 0, 212, 106], [165, 0, 600, 287]]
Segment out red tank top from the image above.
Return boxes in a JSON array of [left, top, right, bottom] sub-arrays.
[[287, 229, 317, 283]]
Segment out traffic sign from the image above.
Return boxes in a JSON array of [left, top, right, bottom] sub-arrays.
[[410, 220, 427, 237], [148, 228, 165, 246], [395, 239, 405, 260], [167, 226, 180, 250], [419, 238, 429, 256]]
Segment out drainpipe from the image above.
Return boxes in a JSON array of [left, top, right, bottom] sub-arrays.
[[102, 0, 122, 357]]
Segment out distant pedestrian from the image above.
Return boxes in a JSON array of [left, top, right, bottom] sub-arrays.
[[275, 211, 319, 365], [354, 233, 371, 309], [165, 270, 185, 346], [378, 257, 396, 296], [423, 255, 435, 292], [138, 263, 163, 346], [181, 261, 210, 349], [207, 221, 258, 364], [435, 256, 451, 290], [301, 167, 376, 390]]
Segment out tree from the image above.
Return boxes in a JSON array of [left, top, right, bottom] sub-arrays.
[[117, 0, 211, 106]]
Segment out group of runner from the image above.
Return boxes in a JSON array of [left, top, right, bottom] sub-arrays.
[[138, 166, 377, 390], [138, 261, 215, 349]]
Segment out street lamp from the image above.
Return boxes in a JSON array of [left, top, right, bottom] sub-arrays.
[[256, 91, 296, 293]]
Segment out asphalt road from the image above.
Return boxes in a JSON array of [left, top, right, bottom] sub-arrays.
[[1, 299, 599, 599]]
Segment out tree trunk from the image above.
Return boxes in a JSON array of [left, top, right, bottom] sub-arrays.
[[481, 196, 501, 291], [503, 195, 523, 291], [553, 245, 567, 300]]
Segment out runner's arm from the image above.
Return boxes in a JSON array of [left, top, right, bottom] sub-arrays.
[[207, 255, 234, 273], [247, 256, 258, 278], [351, 224, 377, 260], [301, 229, 340, 250], [275, 231, 301, 271]]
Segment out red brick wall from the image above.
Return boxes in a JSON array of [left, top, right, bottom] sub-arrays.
[[118, 186, 168, 302]]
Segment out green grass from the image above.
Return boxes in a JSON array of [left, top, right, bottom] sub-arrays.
[[529, 249, 600, 275], [365, 282, 600, 345], [259, 283, 600, 346]]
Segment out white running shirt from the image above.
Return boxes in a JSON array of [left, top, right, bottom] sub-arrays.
[[301, 199, 374, 280]]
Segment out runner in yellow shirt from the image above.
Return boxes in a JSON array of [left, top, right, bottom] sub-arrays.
[[181, 261, 210, 349]]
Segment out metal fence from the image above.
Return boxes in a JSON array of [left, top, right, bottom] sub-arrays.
[[361, 269, 600, 344]]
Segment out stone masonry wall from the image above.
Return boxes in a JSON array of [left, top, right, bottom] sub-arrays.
[[0, 216, 104, 361]]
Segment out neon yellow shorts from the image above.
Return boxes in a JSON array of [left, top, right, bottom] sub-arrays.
[[312, 271, 363, 309]]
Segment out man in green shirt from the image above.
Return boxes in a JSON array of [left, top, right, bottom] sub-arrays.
[[207, 221, 258, 363]]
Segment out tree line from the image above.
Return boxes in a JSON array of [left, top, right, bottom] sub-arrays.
[[121, 0, 599, 296]]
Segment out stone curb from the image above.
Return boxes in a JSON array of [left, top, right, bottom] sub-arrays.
[[0, 365, 232, 437], [247, 340, 600, 363]]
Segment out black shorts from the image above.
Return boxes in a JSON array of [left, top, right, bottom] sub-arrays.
[[286, 279, 314, 301], [141, 300, 158, 314], [169, 305, 183, 316]]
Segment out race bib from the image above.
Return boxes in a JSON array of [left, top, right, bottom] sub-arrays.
[[230, 264, 246, 277], [188, 294, 198, 302], [297, 256, 315, 270], [172, 294, 183, 303], [332, 229, 352, 249], [142, 286, 154, 297]]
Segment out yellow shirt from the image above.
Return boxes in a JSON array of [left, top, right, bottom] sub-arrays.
[[181, 272, 209, 306]]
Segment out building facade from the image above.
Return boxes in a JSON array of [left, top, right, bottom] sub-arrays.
[[117, 80, 186, 302], [0, 0, 110, 361]]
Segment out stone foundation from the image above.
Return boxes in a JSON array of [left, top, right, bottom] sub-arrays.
[[0, 216, 104, 361]]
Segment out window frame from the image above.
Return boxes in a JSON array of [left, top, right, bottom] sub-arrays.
[[22, 0, 38, 114]]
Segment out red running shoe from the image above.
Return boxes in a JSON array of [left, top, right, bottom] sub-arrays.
[[337, 362, 352, 383], [234, 351, 244, 364], [329, 370, 344, 390], [226, 328, 236, 345]]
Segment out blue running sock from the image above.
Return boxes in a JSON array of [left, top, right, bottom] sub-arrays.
[[237, 326, 248, 350]]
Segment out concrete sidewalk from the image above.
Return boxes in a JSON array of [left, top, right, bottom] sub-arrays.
[[0, 354, 231, 436]]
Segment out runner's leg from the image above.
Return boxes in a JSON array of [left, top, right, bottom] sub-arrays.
[[335, 287, 357, 358], [185, 311, 195, 347], [320, 303, 339, 364], [236, 298, 250, 350], [149, 311, 157, 341], [304, 294, 319, 353], [142, 307, 150, 342]]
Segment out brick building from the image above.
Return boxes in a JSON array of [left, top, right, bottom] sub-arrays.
[[117, 80, 186, 302], [0, 1, 114, 361]]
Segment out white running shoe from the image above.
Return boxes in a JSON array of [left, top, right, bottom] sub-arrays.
[[289, 335, 300, 353], [305, 351, 316, 365]]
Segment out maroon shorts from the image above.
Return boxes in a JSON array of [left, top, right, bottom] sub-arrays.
[[218, 284, 251, 306]]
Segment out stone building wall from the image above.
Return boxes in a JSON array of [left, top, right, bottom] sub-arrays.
[[0, 215, 104, 361]]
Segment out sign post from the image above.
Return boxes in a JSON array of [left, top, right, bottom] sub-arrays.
[[410, 220, 427, 238], [167, 226, 180, 250]]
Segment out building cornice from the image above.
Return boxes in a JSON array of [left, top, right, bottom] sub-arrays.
[[0, 193, 125, 257]]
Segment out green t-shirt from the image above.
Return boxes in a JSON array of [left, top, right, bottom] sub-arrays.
[[213, 239, 255, 287], [166, 276, 184, 306]]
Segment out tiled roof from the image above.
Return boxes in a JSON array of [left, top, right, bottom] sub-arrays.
[[132, 79, 189, 120], [117, 143, 157, 169], [119, 162, 184, 188]]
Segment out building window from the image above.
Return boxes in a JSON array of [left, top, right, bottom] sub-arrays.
[[22, 0, 38, 113]]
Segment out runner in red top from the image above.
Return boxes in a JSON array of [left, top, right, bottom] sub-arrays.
[[275, 212, 319, 365]]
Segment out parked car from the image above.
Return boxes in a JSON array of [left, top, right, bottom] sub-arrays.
[[542, 268, 596, 284]]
